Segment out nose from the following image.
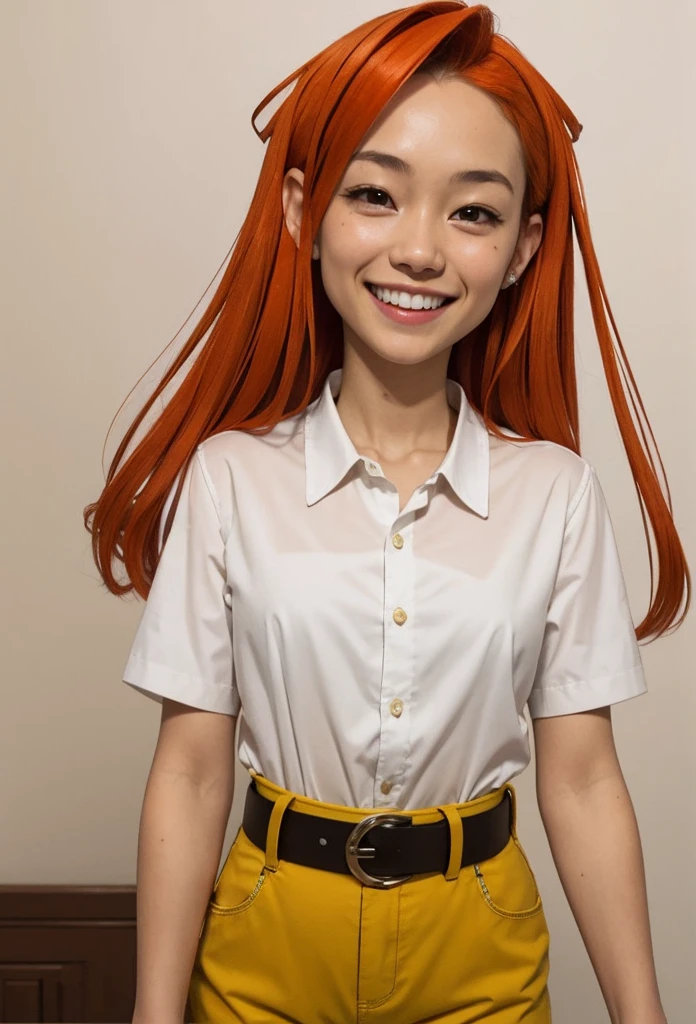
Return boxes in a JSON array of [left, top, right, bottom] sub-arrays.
[[388, 208, 445, 277]]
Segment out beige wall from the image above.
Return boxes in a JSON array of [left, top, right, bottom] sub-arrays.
[[2, 1, 694, 1020]]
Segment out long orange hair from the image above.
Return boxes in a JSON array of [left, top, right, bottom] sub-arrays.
[[84, 1, 690, 642]]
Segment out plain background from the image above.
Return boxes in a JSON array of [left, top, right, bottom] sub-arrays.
[[1, 1, 694, 1020]]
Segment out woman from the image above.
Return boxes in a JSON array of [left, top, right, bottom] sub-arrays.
[[85, 3, 689, 1022]]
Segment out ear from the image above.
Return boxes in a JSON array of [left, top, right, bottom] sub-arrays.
[[507, 212, 543, 283], [282, 167, 305, 250]]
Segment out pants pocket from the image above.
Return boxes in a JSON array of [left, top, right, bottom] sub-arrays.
[[208, 825, 271, 917], [473, 835, 544, 920]]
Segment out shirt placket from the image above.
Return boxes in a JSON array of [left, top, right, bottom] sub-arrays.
[[370, 479, 432, 808]]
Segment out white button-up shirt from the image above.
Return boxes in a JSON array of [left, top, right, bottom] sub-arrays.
[[122, 368, 647, 808]]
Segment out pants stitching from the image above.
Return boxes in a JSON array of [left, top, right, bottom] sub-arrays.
[[358, 884, 403, 1011]]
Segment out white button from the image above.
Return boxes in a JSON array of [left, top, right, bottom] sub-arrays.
[[224, 591, 233, 608]]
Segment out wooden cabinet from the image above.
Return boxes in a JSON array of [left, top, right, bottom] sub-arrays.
[[0, 887, 136, 1022]]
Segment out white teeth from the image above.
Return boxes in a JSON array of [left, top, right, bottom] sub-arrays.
[[369, 284, 447, 310]]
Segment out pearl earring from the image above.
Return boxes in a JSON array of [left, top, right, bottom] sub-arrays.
[[507, 272, 517, 287], [312, 244, 320, 260]]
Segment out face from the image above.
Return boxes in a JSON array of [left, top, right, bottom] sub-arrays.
[[284, 73, 542, 370]]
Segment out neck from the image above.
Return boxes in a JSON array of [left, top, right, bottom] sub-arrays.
[[334, 344, 457, 462]]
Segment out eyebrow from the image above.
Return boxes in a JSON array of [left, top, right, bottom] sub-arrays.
[[348, 149, 515, 195]]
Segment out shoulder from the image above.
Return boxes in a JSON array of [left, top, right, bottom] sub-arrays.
[[489, 427, 593, 522], [192, 413, 305, 509], [196, 412, 304, 471]]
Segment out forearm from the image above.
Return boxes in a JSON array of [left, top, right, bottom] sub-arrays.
[[132, 767, 234, 1023], [539, 771, 665, 1023]]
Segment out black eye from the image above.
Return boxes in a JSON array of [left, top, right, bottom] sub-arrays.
[[453, 205, 500, 225], [344, 187, 394, 207]]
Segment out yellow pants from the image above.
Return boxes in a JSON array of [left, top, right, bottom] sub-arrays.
[[188, 773, 551, 1022]]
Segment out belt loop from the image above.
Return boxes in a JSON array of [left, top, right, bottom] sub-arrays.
[[505, 783, 518, 840], [264, 792, 294, 872], [437, 805, 464, 881]]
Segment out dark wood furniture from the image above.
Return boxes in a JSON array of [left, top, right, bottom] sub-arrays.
[[0, 887, 136, 1022]]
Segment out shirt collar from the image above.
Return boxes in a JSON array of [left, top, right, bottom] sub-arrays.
[[304, 367, 489, 518]]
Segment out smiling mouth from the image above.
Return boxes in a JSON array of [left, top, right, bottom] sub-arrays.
[[365, 283, 455, 311]]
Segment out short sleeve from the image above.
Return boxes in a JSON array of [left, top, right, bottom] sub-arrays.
[[121, 446, 240, 716], [527, 463, 648, 718]]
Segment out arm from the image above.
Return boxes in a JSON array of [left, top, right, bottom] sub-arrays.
[[131, 698, 237, 1024], [532, 707, 666, 1024]]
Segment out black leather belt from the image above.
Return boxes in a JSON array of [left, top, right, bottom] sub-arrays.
[[242, 780, 512, 889]]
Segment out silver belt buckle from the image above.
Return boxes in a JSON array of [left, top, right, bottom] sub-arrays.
[[345, 812, 413, 889]]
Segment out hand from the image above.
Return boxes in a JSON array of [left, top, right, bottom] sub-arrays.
[[132, 1014, 183, 1024]]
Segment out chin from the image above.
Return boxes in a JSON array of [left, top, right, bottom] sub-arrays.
[[362, 341, 448, 367]]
